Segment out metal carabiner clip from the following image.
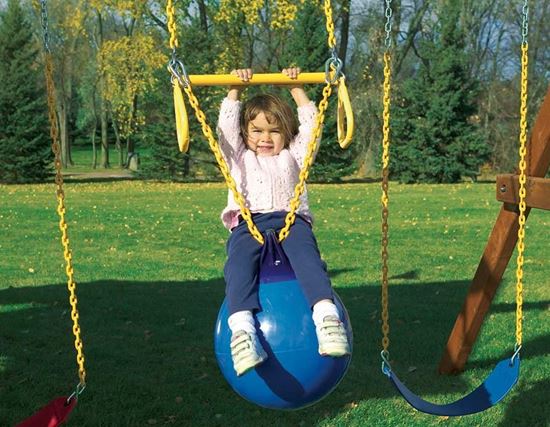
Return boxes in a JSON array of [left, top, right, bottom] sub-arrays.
[[66, 382, 86, 405], [168, 58, 190, 88], [324, 55, 343, 84]]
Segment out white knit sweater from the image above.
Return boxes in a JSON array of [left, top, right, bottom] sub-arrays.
[[217, 97, 319, 231]]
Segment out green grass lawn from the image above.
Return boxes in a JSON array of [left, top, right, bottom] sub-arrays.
[[0, 181, 548, 426]]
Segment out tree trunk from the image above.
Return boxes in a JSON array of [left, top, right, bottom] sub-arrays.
[[100, 96, 109, 168], [110, 109, 124, 167], [338, 0, 350, 68], [197, 0, 208, 32], [91, 126, 97, 169], [58, 101, 69, 168], [59, 35, 79, 168], [126, 94, 138, 157], [183, 149, 190, 177], [394, 0, 430, 76], [97, 9, 110, 168]]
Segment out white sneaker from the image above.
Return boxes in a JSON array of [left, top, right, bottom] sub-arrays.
[[316, 315, 351, 357], [230, 330, 268, 376]]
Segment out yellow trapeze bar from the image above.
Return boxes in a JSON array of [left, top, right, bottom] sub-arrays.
[[172, 73, 353, 153], [187, 72, 329, 86]]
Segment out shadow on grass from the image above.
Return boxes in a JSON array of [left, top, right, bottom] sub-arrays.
[[61, 176, 137, 184], [1, 278, 548, 426], [500, 378, 550, 427]]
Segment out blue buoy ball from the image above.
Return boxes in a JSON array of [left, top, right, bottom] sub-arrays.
[[214, 279, 353, 410]]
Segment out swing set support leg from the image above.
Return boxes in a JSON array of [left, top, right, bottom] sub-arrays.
[[439, 86, 550, 375]]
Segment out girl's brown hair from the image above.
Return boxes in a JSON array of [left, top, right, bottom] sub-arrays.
[[240, 93, 299, 148]]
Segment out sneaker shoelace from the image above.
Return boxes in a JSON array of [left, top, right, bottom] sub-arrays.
[[231, 332, 251, 357], [320, 318, 347, 341]]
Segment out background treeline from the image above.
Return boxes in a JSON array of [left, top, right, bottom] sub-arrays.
[[0, 0, 548, 184]]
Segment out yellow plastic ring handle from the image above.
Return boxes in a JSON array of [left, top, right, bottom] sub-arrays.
[[173, 82, 189, 153], [337, 77, 354, 149]]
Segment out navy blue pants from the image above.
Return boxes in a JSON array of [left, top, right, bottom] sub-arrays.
[[224, 211, 334, 315]]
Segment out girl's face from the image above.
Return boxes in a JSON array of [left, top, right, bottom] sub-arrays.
[[246, 112, 285, 157]]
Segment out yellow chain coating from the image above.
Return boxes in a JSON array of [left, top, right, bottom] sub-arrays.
[[166, 0, 264, 243], [376, 2, 527, 357], [183, 84, 266, 244], [278, 83, 333, 241], [378, 13, 528, 353], [324, 0, 337, 50], [275, 0, 339, 241], [166, 0, 178, 50], [166, 1, 339, 244], [515, 42, 529, 347], [380, 51, 392, 354], [44, 54, 86, 386]]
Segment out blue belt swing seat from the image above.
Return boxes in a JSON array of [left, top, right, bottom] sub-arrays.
[[376, 0, 529, 416], [384, 358, 520, 416]]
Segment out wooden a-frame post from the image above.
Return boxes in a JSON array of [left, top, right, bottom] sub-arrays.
[[439, 86, 550, 374]]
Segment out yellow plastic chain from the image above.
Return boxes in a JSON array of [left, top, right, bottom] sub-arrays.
[[380, 50, 392, 356], [379, 0, 393, 363], [278, 84, 333, 241], [166, 0, 339, 245], [377, 1, 528, 359], [44, 53, 86, 388], [272, 0, 339, 241], [182, 84, 266, 244], [323, 0, 337, 50], [515, 2, 529, 347], [166, 0, 178, 51]]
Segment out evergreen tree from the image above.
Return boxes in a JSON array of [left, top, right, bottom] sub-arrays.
[[0, 0, 51, 183], [390, 2, 489, 183]]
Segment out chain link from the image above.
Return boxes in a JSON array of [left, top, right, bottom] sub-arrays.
[[324, 0, 343, 83], [280, 0, 341, 240], [278, 83, 333, 241], [380, 51, 392, 357], [39, 0, 51, 53], [521, 0, 529, 45], [166, 0, 179, 51], [182, 84, 266, 244], [377, 0, 527, 361], [515, 0, 529, 348], [44, 51, 86, 388], [384, 0, 393, 49], [324, 0, 337, 50]]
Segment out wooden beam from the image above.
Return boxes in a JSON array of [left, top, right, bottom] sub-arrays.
[[439, 86, 550, 374], [496, 175, 550, 210]]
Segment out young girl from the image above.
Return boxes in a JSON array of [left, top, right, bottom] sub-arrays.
[[218, 67, 350, 376]]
